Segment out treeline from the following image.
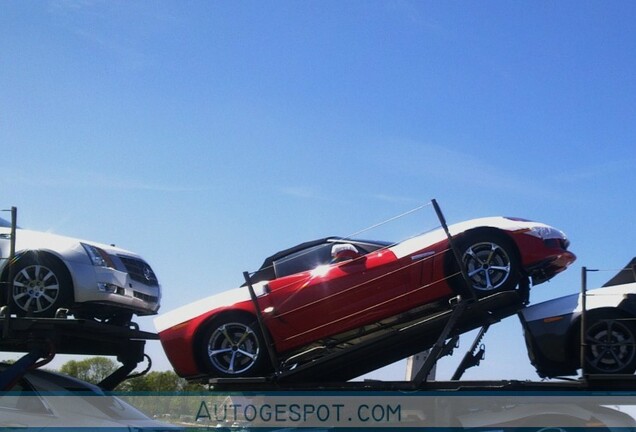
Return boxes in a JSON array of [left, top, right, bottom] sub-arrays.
[[59, 356, 206, 392]]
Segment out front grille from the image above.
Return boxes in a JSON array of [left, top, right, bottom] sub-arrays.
[[118, 255, 159, 287], [134, 291, 159, 303]]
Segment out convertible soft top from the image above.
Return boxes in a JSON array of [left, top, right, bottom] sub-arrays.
[[247, 237, 392, 285]]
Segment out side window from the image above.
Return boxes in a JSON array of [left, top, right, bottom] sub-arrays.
[[273, 243, 333, 278]]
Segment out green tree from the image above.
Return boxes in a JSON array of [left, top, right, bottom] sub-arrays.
[[59, 356, 117, 384], [120, 370, 205, 392], [59, 357, 205, 391]]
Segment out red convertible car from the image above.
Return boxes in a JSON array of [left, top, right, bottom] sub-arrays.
[[155, 217, 575, 379]]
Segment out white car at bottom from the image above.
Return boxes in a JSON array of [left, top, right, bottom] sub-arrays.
[[520, 258, 636, 377]]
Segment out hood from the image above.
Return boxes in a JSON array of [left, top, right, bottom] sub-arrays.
[[154, 281, 269, 333], [0, 226, 140, 259], [521, 282, 636, 322]]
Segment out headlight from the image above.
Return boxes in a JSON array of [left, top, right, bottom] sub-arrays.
[[81, 243, 115, 268], [524, 226, 566, 240]]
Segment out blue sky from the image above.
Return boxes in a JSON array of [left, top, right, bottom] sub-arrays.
[[1, 1, 635, 381]]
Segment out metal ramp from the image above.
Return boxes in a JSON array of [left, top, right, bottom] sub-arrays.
[[208, 290, 524, 389]]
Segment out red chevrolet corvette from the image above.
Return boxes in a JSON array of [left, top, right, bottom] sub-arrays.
[[155, 217, 575, 379]]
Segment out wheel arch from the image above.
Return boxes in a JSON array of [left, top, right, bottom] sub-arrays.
[[454, 227, 522, 264], [445, 227, 524, 296], [192, 309, 263, 372], [0, 249, 75, 304], [567, 306, 636, 364]]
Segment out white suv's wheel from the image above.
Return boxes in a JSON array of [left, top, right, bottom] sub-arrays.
[[10, 255, 71, 317]]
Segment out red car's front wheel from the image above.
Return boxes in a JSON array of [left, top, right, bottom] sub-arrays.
[[198, 313, 271, 378], [452, 230, 521, 297]]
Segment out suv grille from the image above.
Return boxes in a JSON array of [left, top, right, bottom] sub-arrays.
[[134, 291, 159, 303], [118, 256, 159, 287]]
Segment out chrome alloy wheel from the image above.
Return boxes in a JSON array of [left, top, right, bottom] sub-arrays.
[[462, 241, 512, 292], [208, 322, 260, 375], [12, 264, 61, 314]]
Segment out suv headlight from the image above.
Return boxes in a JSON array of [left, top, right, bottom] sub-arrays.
[[82, 243, 115, 268]]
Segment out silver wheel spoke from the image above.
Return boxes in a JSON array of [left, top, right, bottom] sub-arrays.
[[23, 297, 33, 310], [228, 352, 238, 373], [41, 293, 56, 304], [220, 326, 233, 344], [484, 246, 497, 265], [12, 264, 61, 313], [468, 268, 483, 278], [42, 269, 55, 283], [236, 329, 253, 345], [462, 241, 513, 292], [465, 248, 483, 266], [237, 349, 256, 360], [489, 265, 510, 273], [209, 348, 233, 357], [209, 322, 260, 375], [484, 271, 493, 290]]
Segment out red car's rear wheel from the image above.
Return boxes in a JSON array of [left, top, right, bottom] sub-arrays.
[[198, 313, 271, 377]]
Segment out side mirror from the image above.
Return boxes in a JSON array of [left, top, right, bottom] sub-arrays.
[[331, 243, 362, 263]]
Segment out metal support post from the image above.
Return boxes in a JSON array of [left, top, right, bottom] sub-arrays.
[[2, 207, 16, 338], [431, 199, 477, 301], [580, 266, 592, 379], [0, 345, 47, 391], [452, 324, 490, 381], [243, 272, 280, 375], [413, 300, 468, 386]]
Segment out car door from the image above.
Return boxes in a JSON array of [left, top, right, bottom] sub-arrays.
[[262, 242, 417, 353]]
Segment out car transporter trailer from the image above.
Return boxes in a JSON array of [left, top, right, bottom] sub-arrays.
[[2, 201, 636, 425]]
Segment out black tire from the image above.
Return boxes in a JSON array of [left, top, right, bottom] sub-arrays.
[[9, 254, 72, 317], [584, 310, 636, 374], [451, 230, 520, 297], [197, 313, 271, 378]]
